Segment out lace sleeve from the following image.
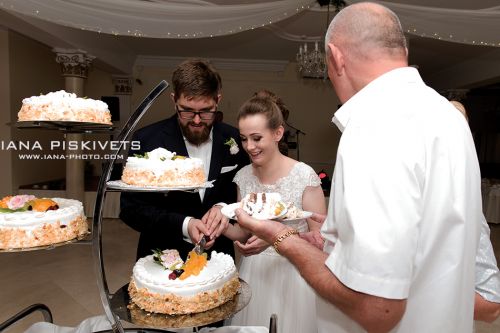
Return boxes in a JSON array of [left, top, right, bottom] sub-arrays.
[[233, 165, 250, 188], [299, 163, 321, 188]]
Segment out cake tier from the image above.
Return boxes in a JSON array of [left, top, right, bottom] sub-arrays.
[[0, 198, 88, 249], [130, 251, 239, 314], [18, 91, 112, 125], [122, 162, 206, 187], [129, 276, 240, 315]]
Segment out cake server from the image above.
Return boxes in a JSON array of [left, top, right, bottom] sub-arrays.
[[193, 235, 208, 255]]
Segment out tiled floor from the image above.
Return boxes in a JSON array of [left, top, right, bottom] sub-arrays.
[[0, 219, 499, 333]]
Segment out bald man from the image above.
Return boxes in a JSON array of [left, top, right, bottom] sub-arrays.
[[235, 2, 485, 332]]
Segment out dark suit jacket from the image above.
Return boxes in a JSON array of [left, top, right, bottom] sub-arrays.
[[120, 115, 249, 260]]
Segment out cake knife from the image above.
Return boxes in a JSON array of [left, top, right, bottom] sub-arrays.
[[193, 235, 208, 255]]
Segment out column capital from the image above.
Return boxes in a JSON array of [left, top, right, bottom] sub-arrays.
[[111, 75, 134, 95], [53, 48, 95, 78]]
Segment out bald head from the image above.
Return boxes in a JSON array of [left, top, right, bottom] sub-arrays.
[[325, 2, 407, 61]]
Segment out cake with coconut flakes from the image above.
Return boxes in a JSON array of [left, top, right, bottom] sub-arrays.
[[121, 147, 206, 187], [128, 249, 240, 315], [18, 90, 112, 124], [0, 195, 88, 249]]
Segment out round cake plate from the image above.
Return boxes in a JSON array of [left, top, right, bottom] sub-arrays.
[[106, 180, 215, 193], [0, 232, 91, 253], [14, 121, 115, 133], [110, 279, 251, 329]]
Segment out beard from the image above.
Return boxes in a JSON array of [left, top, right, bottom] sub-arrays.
[[179, 120, 212, 146]]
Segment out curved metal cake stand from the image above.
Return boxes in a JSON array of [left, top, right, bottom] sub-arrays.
[[92, 80, 169, 333]]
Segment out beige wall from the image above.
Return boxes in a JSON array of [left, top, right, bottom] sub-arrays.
[[8, 31, 65, 192], [0, 28, 13, 197], [130, 64, 341, 174]]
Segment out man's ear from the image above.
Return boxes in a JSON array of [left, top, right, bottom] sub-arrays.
[[170, 92, 176, 103], [328, 43, 345, 76], [216, 93, 222, 104]]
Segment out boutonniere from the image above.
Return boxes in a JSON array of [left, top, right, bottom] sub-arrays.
[[224, 137, 239, 155]]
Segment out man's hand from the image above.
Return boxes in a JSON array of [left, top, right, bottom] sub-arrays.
[[235, 235, 270, 256], [299, 230, 325, 250], [202, 205, 229, 240], [234, 209, 286, 244], [187, 218, 215, 249]]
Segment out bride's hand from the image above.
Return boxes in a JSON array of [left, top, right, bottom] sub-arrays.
[[234, 235, 270, 256]]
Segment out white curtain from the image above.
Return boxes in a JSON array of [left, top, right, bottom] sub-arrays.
[[354, 1, 500, 47], [0, 0, 499, 47], [0, 0, 315, 38]]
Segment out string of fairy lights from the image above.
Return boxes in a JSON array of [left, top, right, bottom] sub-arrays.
[[1, 1, 499, 47]]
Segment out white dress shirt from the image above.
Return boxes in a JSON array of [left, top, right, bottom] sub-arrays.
[[181, 130, 213, 241], [319, 67, 481, 332]]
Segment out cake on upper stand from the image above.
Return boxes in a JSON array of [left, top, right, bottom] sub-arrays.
[[18, 90, 112, 124]]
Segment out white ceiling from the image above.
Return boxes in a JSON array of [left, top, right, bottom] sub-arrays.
[[1, 0, 500, 89]]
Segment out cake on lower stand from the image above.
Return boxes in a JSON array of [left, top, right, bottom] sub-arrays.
[[128, 250, 240, 315]]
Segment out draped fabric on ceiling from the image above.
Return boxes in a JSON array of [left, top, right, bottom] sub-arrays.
[[0, 0, 315, 38], [0, 0, 499, 47]]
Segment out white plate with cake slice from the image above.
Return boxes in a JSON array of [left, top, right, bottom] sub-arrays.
[[106, 180, 214, 192], [221, 202, 287, 221]]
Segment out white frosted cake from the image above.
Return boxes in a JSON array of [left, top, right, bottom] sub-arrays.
[[18, 90, 112, 124], [0, 195, 88, 249], [122, 148, 206, 187], [129, 249, 240, 315], [241, 192, 286, 219]]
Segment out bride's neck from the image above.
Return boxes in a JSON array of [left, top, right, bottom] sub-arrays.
[[253, 153, 287, 184]]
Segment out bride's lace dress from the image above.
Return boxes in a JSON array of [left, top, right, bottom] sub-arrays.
[[229, 162, 321, 333]]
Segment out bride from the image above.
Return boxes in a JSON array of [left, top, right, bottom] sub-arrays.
[[225, 94, 326, 333]]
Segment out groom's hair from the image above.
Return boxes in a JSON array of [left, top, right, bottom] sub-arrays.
[[172, 58, 222, 102]]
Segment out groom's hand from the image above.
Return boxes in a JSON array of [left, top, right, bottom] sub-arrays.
[[187, 218, 215, 249]]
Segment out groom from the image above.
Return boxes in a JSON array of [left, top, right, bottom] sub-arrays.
[[120, 58, 249, 260]]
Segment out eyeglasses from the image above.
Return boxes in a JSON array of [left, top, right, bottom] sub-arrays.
[[176, 105, 217, 120]]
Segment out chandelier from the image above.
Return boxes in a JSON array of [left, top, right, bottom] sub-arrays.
[[296, 0, 346, 79], [296, 41, 327, 79]]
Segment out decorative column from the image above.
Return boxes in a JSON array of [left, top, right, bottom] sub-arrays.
[[53, 48, 95, 203]]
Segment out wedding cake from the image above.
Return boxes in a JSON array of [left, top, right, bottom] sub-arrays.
[[0, 195, 88, 249], [121, 148, 206, 187], [128, 249, 240, 315], [18, 90, 112, 124]]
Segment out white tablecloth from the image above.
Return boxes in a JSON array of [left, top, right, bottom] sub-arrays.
[[482, 180, 500, 224], [24, 316, 268, 333]]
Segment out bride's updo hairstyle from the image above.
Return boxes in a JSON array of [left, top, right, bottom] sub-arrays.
[[237, 96, 284, 130]]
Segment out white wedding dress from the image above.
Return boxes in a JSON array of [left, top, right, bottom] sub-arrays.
[[229, 162, 321, 333]]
